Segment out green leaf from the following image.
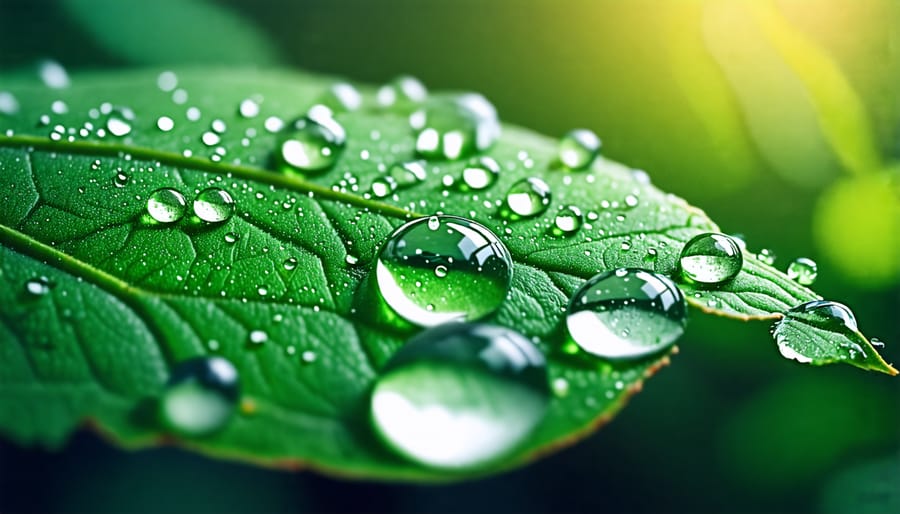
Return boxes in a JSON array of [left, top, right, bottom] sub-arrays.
[[0, 69, 894, 480]]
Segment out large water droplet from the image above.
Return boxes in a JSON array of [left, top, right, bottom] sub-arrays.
[[193, 187, 234, 223], [773, 300, 860, 364], [787, 257, 818, 286], [566, 268, 687, 360], [505, 177, 551, 218], [370, 322, 549, 469], [413, 94, 500, 160], [558, 129, 601, 170], [146, 188, 187, 223], [159, 356, 239, 437], [679, 233, 743, 285], [461, 156, 500, 190], [377, 75, 428, 111], [376, 215, 513, 326], [277, 108, 346, 173]]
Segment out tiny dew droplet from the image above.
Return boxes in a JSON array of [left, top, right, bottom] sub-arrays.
[[553, 205, 584, 235], [566, 268, 687, 360], [505, 177, 552, 218], [558, 129, 601, 170], [679, 233, 743, 285], [377, 75, 428, 110], [376, 215, 513, 327], [461, 156, 500, 190], [786, 257, 818, 286], [370, 323, 550, 469], [249, 330, 268, 345], [238, 98, 260, 118], [113, 172, 129, 188], [283, 257, 298, 271], [277, 108, 346, 173], [371, 176, 398, 198], [193, 187, 235, 223], [146, 188, 187, 223], [105, 107, 135, 137], [224, 232, 239, 244], [156, 116, 175, 132], [159, 356, 239, 437], [25, 276, 51, 296], [321, 82, 363, 112], [552, 377, 570, 397]]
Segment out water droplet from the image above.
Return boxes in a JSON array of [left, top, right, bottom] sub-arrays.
[[322, 82, 362, 112], [376, 215, 513, 326], [38, 60, 70, 89], [264, 116, 284, 133], [345, 254, 359, 266], [413, 94, 500, 160], [211, 119, 227, 134], [377, 75, 427, 110], [461, 156, 500, 190], [624, 194, 639, 208], [558, 129, 601, 169], [24, 276, 51, 296], [370, 322, 549, 469], [871, 338, 884, 348], [159, 356, 239, 437], [553, 205, 584, 235], [113, 172, 129, 188], [388, 160, 428, 188], [146, 188, 187, 223], [757, 248, 776, 265], [787, 257, 818, 286], [193, 187, 234, 223], [201, 131, 220, 146], [283, 257, 298, 271], [224, 232, 239, 244], [51, 100, 67, 114], [505, 177, 551, 218], [773, 300, 860, 364], [0, 91, 19, 115], [105, 107, 135, 137], [277, 110, 346, 173], [434, 265, 448, 278], [249, 330, 268, 345], [238, 98, 260, 118], [551, 377, 570, 397], [371, 177, 398, 198], [566, 268, 687, 360], [156, 116, 175, 132], [679, 233, 743, 285], [301, 350, 317, 363], [157, 71, 178, 92]]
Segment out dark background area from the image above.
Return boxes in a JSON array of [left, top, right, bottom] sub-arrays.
[[1, 0, 898, 512]]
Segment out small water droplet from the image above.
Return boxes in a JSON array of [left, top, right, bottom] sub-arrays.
[[786, 257, 818, 286], [345, 254, 359, 266], [283, 257, 298, 271], [238, 98, 260, 118], [322, 82, 363, 112], [224, 232, 239, 244], [201, 131, 220, 146], [505, 177, 551, 218], [105, 107, 135, 137], [249, 330, 268, 345], [38, 60, 70, 89], [679, 233, 743, 285], [264, 116, 284, 133], [461, 156, 500, 190], [25, 276, 51, 296], [553, 205, 584, 235], [413, 94, 500, 160], [157, 116, 175, 132], [0, 91, 19, 115], [157, 71, 178, 92], [160, 356, 239, 437], [552, 377, 570, 397], [376, 215, 512, 326], [371, 176, 398, 198], [566, 268, 687, 360], [301, 350, 317, 363], [146, 188, 187, 223], [277, 110, 346, 173], [113, 172, 129, 188], [370, 322, 549, 469], [757, 248, 776, 265], [193, 187, 234, 223], [377, 75, 428, 110], [388, 160, 428, 188], [211, 119, 227, 134], [434, 264, 448, 278], [558, 129, 601, 170], [624, 194, 639, 208]]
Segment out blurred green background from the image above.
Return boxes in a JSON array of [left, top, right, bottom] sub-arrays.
[[0, 0, 898, 512]]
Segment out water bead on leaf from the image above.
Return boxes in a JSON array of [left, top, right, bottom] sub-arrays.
[[388, 160, 428, 188], [105, 106, 135, 137], [558, 129, 601, 170], [370, 322, 550, 469], [321, 82, 363, 112], [412, 94, 501, 160], [773, 300, 869, 365], [566, 268, 687, 360], [193, 187, 235, 223], [375, 215, 513, 327], [505, 177, 552, 218], [461, 156, 500, 190], [553, 205, 584, 236], [377, 75, 428, 111], [159, 356, 240, 437], [146, 188, 187, 223], [679, 233, 743, 285], [787, 257, 818, 286], [756, 248, 776, 265], [276, 107, 346, 173]]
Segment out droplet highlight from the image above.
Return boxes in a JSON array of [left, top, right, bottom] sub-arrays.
[[159, 356, 239, 437]]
